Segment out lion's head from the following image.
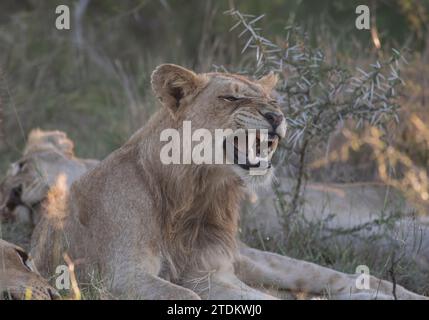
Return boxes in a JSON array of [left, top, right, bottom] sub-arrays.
[[151, 64, 286, 187], [0, 129, 99, 224], [0, 239, 60, 300]]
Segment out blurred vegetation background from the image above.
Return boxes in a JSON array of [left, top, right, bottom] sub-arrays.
[[1, 0, 429, 297], [0, 0, 428, 172]]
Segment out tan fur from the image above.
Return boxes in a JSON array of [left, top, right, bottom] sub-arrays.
[[245, 179, 419, 233], [235, 245, 424, 300], [30, 65, 426, 300], [24, 129, 75, 156], [0, 239, 59, 300], [0, 129, 99, 225]]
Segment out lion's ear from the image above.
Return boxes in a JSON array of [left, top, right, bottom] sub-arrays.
[[151, 64, 206, 115], [257, 71, 279, 92]]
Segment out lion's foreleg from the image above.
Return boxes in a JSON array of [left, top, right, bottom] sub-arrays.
[[108, 261, 201, 300], [182, 267, 278, 300], [112, 271, 201, 300], [236, 245, 426, 300]]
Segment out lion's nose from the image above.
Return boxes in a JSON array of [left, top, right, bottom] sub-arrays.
[[263, 112, 283, 128], [263, 111, 287, 138]]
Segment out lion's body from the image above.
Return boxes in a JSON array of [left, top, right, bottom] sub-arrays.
[[30, 65, 426, 300], [31, 106, 247, 299], [0, 129, 99, 225], [246, 180, 416, 233]]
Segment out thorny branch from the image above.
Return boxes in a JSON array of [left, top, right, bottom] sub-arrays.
[[226, 9, 407, 216]]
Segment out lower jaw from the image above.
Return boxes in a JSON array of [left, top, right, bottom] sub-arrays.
[[226, 145, 273, 171], [238, 161, 272, 171]]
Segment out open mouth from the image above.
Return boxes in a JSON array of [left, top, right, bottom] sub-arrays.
[[0, 186, 25, 220], [223, 130, 280, 171]]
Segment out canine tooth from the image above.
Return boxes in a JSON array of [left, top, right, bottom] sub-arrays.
[[247, 130, 257, 150], [248, 146, 258, 164]]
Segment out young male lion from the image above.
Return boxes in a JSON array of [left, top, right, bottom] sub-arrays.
[[31, 64, 426, 299]]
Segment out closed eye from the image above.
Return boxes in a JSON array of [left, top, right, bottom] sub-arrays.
[[218, 95, 242, 102]]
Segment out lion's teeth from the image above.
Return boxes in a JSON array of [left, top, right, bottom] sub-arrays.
[[248, 146, 254, 156], [247, 132, 257, 150]]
